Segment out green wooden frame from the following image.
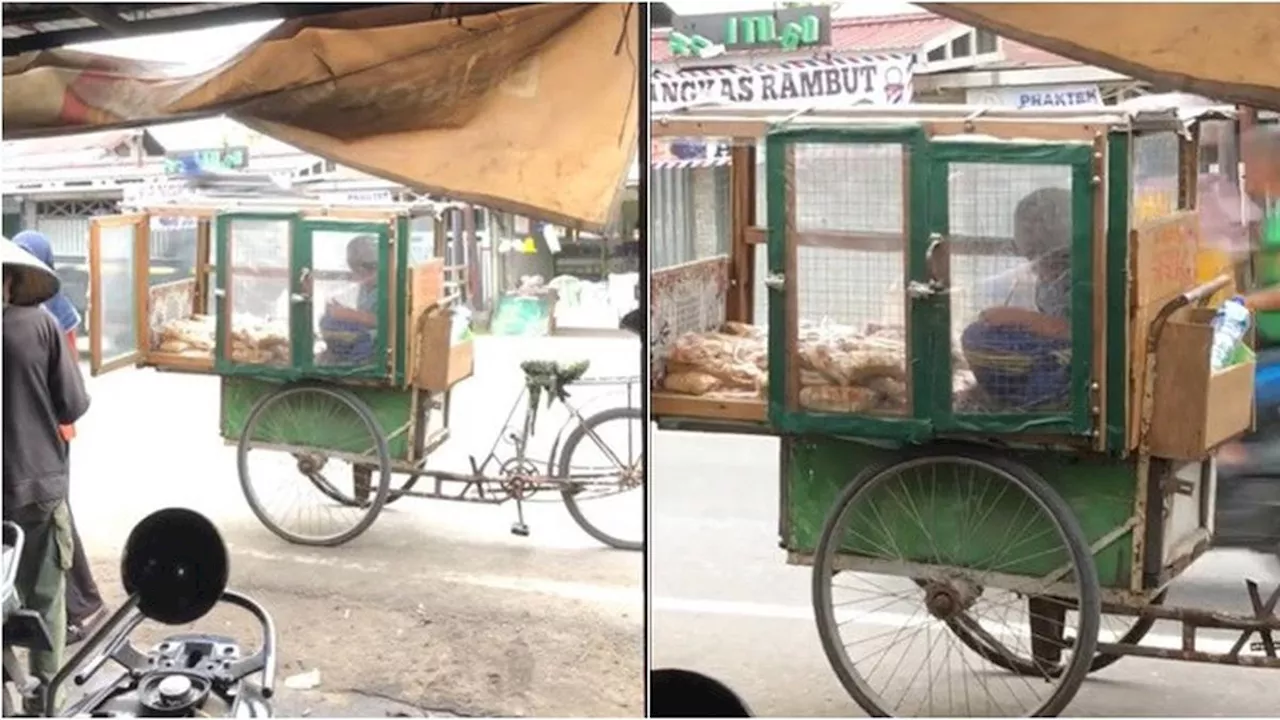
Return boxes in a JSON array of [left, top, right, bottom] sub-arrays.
[[765, 125, 935, 441], [1105, 132, 1132, 453], [389, 212, 409, 384], [213, 213, 397, 383], [214, 212, 300, 380], [927, 141, 1097, 437], [763, 127, 1100, 441], [296, 219, 393, 380]]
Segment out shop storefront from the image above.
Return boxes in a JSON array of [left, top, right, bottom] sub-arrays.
[[489, 174, 640, 336]]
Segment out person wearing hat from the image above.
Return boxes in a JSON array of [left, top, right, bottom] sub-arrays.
[[11, 230, 108, 646], [319, 235, 380, 365], [960, 187, 1074, 410], [2, 237, 92, 711]]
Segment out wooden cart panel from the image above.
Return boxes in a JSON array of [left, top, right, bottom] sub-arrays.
[[219, 376, 418, 463]]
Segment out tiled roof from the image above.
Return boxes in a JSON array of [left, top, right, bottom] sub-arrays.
[[653, 10, 1077, 69]]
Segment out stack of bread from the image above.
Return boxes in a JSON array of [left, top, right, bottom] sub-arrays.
[[794, 322, 907, 413], [660, 320, 974, 414], [153, 315, 217, 357], [229, 317, 290, 365], [661, 321, 768, 397]]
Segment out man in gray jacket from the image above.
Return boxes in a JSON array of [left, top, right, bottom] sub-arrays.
[[2, 238, 92, 711]]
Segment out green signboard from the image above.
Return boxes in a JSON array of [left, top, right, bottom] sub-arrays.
[[669, 6, 832, 58], [164, 146, 250, 176]]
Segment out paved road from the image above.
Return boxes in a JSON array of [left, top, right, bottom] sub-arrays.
[[651, 430, 1280, 718], [65, 335, 644, 717]]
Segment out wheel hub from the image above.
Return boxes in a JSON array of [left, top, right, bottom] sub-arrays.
[[923, 577, 981, 620], [293, 452, 328, 475]]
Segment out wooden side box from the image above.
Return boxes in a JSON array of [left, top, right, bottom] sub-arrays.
[[1148, 306, 1255, 460], [407, 259, 475, 392], [1128, 212, 1201, 449]]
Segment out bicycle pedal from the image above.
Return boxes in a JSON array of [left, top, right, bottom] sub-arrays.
[[510, 523, 530, 537]]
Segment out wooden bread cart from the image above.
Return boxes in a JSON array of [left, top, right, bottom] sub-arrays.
[[86, 188, 642, 551], [650, 102, 1275, 716]]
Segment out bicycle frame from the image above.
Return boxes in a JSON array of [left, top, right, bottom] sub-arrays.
[[474, 375, 641, 487]]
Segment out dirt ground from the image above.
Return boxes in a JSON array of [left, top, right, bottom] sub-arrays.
[[83, 549, 641, 718], [60, 335, 645, 717]]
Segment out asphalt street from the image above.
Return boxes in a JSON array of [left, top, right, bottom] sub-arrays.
[[651, 429, 1280, 717], [63, 335, 644, 717]]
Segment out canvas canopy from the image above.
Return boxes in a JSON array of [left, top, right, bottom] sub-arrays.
[[921, 3, 1280, 112], [2, 3, 640, 231]]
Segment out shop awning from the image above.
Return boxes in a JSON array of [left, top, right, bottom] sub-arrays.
[[919, 3, 1280, 112], [2, 3, 640, 231]]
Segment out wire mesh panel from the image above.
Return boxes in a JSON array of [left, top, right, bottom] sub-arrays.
[[224, 218, 292, 367], [311, 229, 384, 370], [1133, 132, 1182, 224], [787, 142, 910, 416], [947, 163, 1076, 416]]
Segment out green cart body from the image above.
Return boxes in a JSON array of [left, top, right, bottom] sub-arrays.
[[650, 102, 1275, 716]]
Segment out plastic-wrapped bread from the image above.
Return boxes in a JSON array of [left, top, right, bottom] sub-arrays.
[[799, 368, 829, 386], [664, 372, 722, 395], [721, 321, 766, 340], [799, 385, 879, 413], [864, 376, 907, 399], [844, 349, 907, 383], [800, 341, 848, 384]]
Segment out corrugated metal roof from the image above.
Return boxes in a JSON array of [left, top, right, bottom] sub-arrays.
[[3, 129, 148, 159]]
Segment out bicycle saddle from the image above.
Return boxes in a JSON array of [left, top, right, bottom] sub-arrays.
[[520, 359, 590, 388]]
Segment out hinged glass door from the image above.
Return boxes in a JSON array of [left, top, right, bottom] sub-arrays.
[[764, 126, 933, 439], [87, 213, 149, 376], [297, 220, 392, 378], [214, 213, 298, 375], [922, 142, 1097, 436]]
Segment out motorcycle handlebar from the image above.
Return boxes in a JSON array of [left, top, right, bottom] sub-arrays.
[[222, 589, 278, 697], [50, 590, 277, 716]]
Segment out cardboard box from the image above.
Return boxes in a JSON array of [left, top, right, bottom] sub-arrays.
[[1147, 306, 1255, 460]]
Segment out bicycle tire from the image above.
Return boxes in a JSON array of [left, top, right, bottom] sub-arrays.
[[558, 406, 644, 551]]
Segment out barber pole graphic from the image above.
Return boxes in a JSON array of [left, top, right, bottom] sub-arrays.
[[883, 66, 906, 105]]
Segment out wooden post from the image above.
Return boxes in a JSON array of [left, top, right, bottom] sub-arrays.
[[1239, 106, 1262, 292], [463, 203, 481, 308], [727, 143, 757, 322]]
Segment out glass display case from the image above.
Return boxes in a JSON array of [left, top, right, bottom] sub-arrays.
[[87, 198, 473, 391]]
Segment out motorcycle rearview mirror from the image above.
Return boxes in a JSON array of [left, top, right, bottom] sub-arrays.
[[122, 508, 229, 625], [649, 669, 753, 717]]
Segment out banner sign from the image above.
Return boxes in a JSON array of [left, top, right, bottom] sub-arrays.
[[652, 55, 914, 112], [967, 84, 1102, 110]]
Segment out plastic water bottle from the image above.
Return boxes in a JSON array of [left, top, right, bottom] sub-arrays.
[[1209, 295, 1251, 371]]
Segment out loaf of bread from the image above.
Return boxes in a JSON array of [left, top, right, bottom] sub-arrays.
[[664, 372, 722, 395], [799, 385, 879, 413]]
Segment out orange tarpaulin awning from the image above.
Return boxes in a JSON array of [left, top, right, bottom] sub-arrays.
[[920, 3, 1280, 112], [3, 3, 640, 231]]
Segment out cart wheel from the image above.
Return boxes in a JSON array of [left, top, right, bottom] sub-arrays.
[[939, 587, 1167, 677], [812, 448, 1101, 717], [238, 384, 391, 547], [558, 406, 644, 551]]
